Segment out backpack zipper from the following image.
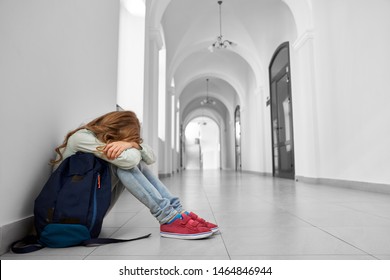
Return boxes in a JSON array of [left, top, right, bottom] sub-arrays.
[[89, 173, 100, 231]]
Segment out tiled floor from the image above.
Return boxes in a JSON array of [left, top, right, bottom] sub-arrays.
[[2, 170, 390, 260]]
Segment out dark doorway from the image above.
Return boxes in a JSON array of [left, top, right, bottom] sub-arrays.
[[234, 105, 242, 171], [269, 42, 295, 179]]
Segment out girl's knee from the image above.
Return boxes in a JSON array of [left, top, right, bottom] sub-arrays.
[[117, 166, 139, 178]]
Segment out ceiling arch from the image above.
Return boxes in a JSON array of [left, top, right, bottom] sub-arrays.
[[149, 0, 309, 38], [157, 0, 300, 101], [182, 107, 226, 134], [179, 75, 239, 123], [167, 39, 264, 92], [147, 0, 170, 29], [177, 70, 242, 105], [281, 0, 313, 36], [148, 0, 306, 131]]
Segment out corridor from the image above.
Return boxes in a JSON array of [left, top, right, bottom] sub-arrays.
[[2, 0, 390, 260], [2, 170, 390, 260]]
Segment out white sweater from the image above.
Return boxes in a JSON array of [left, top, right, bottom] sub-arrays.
[[54, 128, 155, 170]]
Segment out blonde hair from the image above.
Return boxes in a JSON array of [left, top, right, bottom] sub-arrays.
[[51, 111, 142, 164]]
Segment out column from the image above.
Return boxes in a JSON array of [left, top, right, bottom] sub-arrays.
[[143, 26, 163, 174], [164, 86, 174, 175], [291, 30, 320, 179]]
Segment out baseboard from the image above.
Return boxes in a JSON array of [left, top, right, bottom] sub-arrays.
[[296, 176, 390, 195], [240, 171, 390, 195], [158, 173, 172, 179], [241, 170, 273, 177], [0, 216, 34, 255], [159, 168, 184, 179]]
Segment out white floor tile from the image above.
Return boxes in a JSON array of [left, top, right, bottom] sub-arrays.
[[2, 170, 390, 260], [221, 226, 365, 256]]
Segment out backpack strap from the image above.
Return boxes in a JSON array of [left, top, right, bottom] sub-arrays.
[[10, 233, 152, 254], [10, 235, 44, 254], [82, 233, 152, 247]]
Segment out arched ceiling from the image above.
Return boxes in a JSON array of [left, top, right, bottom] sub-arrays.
[[180, 77, 234, 125], [174, 50, 252, 102], [155, 0, 300, 127]]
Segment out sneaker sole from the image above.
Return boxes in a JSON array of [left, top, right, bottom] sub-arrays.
[[211, 227, 219, 234], [160, 231, 213, 240]]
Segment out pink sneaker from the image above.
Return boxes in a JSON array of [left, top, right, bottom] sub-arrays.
[[160, 214, 213, 239], [187, 212, 219, 233]]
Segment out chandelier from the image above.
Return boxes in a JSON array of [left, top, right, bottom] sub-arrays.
[[208, 1, 235, 52], [201, 79, 216, 105]]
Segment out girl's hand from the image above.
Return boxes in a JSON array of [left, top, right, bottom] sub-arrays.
[[103, 141, 140, 160]]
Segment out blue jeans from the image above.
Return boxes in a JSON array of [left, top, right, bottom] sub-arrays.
[[116, 161, 183, 224]]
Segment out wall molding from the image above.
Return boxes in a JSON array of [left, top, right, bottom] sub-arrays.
[[149, 27, 164, 50], [242, 170, 390, 195], [296, 176, 390, 195], [0, 216, 34, 255], [293, 29, 315, 50], [241, 170, 273, 177], [158, 172, 173, 179]]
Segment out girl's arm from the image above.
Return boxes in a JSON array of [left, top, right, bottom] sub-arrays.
[[139, 143, 156, 165], [67, 129, 142, 169], [104, 141, 156, 165]]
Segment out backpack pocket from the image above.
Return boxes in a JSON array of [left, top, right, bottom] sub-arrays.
[[54, 175, 93, 226], [39, 223, 91, 248]]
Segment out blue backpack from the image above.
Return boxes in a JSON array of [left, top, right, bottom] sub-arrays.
[[11, 152, 150, 253]]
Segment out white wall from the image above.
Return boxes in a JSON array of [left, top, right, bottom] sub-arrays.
[[311, 0, 390, 185], [0, 0, 120, 251], [240, 0, 390, 186], [151, 0, 390, 188], [184, 117, 220, 170], [240, 2, 297, 174], [184, 121, 201, 170], [241, 86, 271, 173], [199, 118, 220, 170], [117, 1, 145, 119]]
